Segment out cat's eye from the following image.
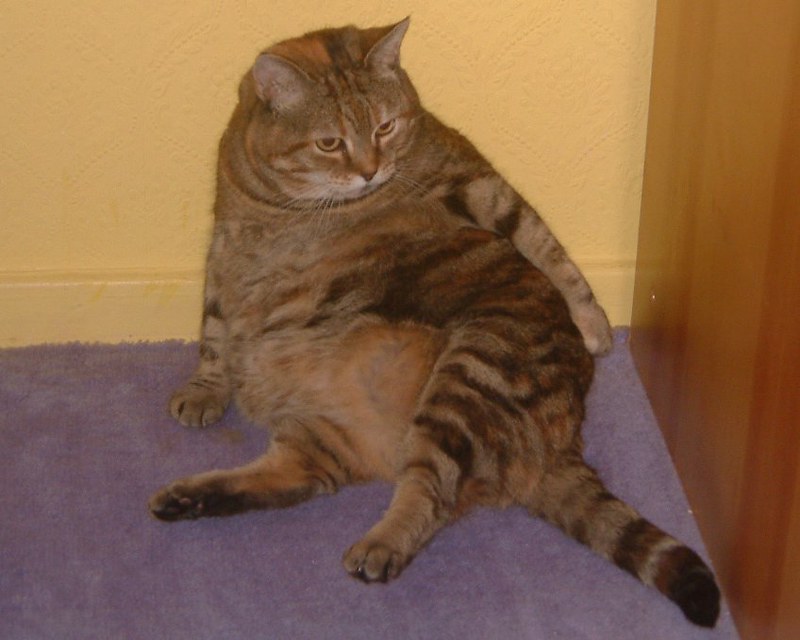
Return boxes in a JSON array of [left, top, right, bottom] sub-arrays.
[[316, 137, 344, 153], [375, 119, 397, 137]]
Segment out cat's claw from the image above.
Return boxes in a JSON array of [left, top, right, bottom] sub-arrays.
[[342, 539, 410, 583]]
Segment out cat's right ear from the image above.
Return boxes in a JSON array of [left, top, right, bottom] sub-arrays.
[[252, 54, 311, 110], [365, 17, 410, 73]]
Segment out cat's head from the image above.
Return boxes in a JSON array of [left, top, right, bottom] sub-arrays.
[[245, 19, 420, 206]]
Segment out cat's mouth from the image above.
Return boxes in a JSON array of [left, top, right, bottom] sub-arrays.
[[331, 175, 392, 204]]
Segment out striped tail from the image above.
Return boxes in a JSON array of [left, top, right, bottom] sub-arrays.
[[532, 458, 721, 627]]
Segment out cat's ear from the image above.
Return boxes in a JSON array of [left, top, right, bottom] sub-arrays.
[[365, 17, 410, 73], [252, 54, 312, 109]]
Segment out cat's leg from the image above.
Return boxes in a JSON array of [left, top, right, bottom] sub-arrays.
[[528, 454, 720, 627], [439, 173, 613, 355], [342, 344, 482, 583], [342, 426, 463, 582], [149, 427, 350, 520], [169, 244, 231, 427]]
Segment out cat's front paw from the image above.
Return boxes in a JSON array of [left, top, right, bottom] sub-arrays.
[[342, 538, 411, 583], [149, 483, 208, 521], [169, 384, 229, 427], [148, 478, 243, 521], [573, 301, 613, 356]]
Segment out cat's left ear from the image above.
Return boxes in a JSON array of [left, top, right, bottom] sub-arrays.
[[365, 17, 410, 73], [252, 54, 312, 110]]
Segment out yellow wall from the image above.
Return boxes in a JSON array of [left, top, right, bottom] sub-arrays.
[[0, 1, 656, 346]]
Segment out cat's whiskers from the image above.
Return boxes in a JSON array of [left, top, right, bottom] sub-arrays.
[[309, 196, 330, 239], [302, 190, 338, 240], [280, 186, 329, 211], [321, 196, 338, 235], [391, 172, 427, 198]]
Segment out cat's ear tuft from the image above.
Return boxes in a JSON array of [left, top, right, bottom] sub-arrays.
[[365, 17, 410, 73], [252, 54, 311, 110]]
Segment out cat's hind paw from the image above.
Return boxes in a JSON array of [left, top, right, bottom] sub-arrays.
[[168, 383, 229, 427], [342, 539, 412, 583]]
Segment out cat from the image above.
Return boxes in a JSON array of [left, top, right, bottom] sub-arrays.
[[148, 19, 720, 627]]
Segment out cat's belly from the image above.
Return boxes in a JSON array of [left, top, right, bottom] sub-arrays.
[[229, 317, 442, 478]]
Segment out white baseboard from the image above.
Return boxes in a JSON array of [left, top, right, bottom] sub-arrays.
[[0, 262, 633, 346], [0, 270, 204, 347]]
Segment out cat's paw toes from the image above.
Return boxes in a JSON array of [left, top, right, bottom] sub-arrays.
[[149, 477, 248, 520], [169, 386, 228, 427], [342, 539, 410, 583], [149, 483, 208, 521], [574, 303, 613, 356]]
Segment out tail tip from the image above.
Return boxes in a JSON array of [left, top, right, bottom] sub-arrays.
[[670, 565, 721, 627]]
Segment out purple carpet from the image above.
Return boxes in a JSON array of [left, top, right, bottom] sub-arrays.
[[0, 330, 738, 639]]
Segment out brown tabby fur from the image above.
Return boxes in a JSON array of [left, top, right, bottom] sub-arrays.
[[148, 20, 720, 627]]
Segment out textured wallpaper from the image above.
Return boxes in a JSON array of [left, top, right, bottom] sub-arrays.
[[0, 0, 656, 343]]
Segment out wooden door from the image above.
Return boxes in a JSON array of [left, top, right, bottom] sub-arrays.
[[630, 1, 800, 638]]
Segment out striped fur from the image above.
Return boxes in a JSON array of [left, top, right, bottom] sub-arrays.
[[149, 20, 719, 627]]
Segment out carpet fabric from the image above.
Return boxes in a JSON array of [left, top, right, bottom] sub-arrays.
[[0, 330, 739, 639]]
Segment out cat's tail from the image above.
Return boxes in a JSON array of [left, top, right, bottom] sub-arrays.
[[530, 456, 721, 627]]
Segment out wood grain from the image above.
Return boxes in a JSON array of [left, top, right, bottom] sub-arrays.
[[631, 1, 800, 637]]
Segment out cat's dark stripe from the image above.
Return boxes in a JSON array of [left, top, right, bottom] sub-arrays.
[[260, 316, 306, 334], [302, 312, 333, 329], [449, 345, 530, 386], [321, 419, 360, 471], [536, 344, 580, 368], [198, 343, 219, 361], [441, 192, 478, 225], [266, 284, 311, 307], [203, 299, 223, 320], [297, 426, 350, 489], [565, 480, 619, 545], [413, 414, 474, 477], [543, 239, 568, 267], [402, 459, 448, 518], [494, 201, 522, 237], [465, 303, 537, 322], [320, 276, 362, 308], [360, 247, 490, 324], [303, 461, 340, 493], [446, 171, 497, 192], [403, 458, 442, 485], [188, 378, 220, 391], [322, 32, 355, 68], [437, 362, 524, 420], [323, 237, 483, 316], [267, 140, 312, 157], [614, 518, 666, 577], [426, 391, 496, 443]]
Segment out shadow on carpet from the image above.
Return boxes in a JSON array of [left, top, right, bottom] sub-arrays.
[[0, 330, 739, 639]]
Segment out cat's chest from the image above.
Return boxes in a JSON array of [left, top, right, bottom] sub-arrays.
[[213, 204, 461, 337]]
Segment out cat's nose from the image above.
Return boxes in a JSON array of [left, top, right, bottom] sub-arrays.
[[352, 147, 379, 182]]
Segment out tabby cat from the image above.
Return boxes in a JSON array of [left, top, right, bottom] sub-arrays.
[[148, 19, 720, 627]]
